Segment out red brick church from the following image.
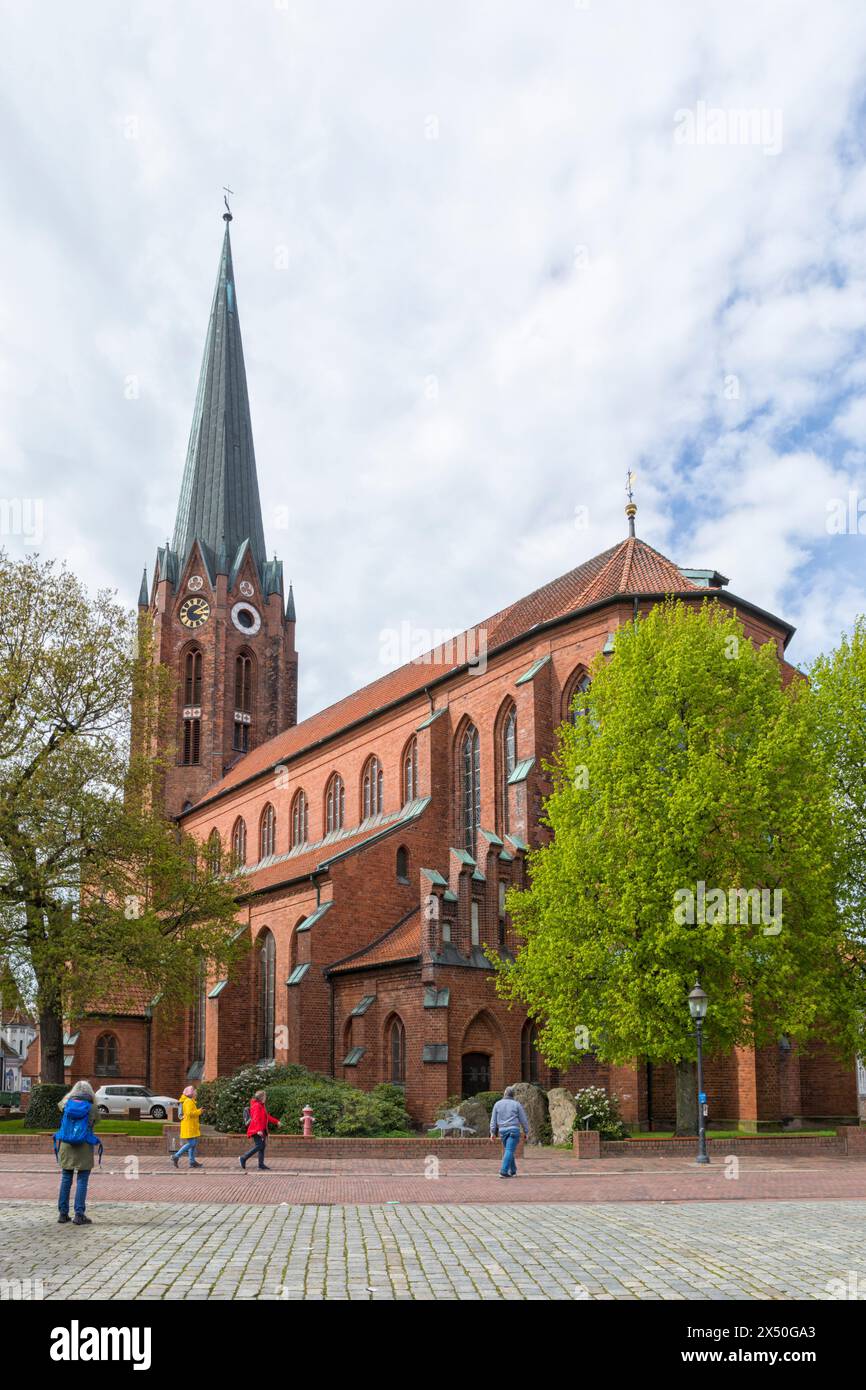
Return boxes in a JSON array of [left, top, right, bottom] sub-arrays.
[[75, 213, 863, 1129]]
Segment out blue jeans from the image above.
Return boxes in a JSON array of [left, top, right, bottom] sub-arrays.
[[240, 1134, 267, 1168], [58, 1167, 90, 1216], [174, 1137, 199, 1166], [499, 1128, 521, 1176]]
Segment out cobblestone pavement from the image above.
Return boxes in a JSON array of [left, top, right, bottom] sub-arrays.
[[0, 1199, 864, 1300], [0, 1152, 864, 1205]]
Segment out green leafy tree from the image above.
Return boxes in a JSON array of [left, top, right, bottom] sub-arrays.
[[0, 553, 243, 1082], [493, 600, 864, 1133], [811, 617, 866, 941]]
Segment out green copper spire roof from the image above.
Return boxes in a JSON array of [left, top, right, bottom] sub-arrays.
[[171, 215, 268, 581], [138, 567, 149, 607]]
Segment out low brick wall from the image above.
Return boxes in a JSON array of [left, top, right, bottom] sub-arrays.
[[0, 1129, 515, 1160], [570, 1129, 863, 1159]]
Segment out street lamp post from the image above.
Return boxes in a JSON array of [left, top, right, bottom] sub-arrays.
[[688, 982, 709, 1165]]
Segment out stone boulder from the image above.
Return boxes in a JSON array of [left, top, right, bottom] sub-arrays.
[[508, 1082, 550, 1145], [547, 1088, 577, 1146], [455, 1097, 489, 1137]]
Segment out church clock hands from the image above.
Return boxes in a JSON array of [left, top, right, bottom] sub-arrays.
[[179, 596, 211, 629]]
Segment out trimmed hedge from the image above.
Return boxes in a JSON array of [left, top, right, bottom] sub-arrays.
[[23, 1084, 67, 1130]]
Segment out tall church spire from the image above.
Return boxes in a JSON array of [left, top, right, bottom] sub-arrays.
[[171, 214, 268, 580]]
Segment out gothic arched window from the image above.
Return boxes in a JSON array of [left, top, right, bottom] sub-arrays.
[[291, 789, 308, 848], [388, 1016, 406, 1084], [231, 817, 247, 867], [260, 803, 276, 860], [94, 1032, 119, 1077], [181, 649, 202, 766], [362, 755, 383, 819], [402, 736, 419, 805], [396, 845, 409, 883], [257, 929, 276, 1062], [564, 668, 592, 724], [233, 654, 254, 752], [521, 1019, 539, 1084], [500, 703, 517, 834], [326, 773, 345, 834], [460, 723, 481, 855], [206, 829, 221, 874]]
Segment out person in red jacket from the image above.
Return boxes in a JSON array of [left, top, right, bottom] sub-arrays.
[[239, 1090, 279, 1171]]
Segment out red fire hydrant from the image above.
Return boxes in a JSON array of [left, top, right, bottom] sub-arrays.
[[301, 1104, 315, 1138]]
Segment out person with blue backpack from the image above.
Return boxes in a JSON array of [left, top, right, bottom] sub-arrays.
[[54, 1080, 102, 1225]]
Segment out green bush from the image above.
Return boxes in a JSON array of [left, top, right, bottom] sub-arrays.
[[24, 1084, 68, 1130], [198, 1063, 311, 1133], [571, 1085, 629, 1140], [334, 1085, 412, 1137], [473, 1091, 503, 1116], [276, 1079, 354, 1135], [0, 1092, 20, 1108]]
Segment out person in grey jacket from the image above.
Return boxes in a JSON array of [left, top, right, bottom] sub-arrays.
[[489, 1086, 530, 1177]]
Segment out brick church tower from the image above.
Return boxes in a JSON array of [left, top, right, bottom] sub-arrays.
[[138, 209, 297, 817]]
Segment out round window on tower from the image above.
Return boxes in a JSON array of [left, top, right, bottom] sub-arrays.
[[231, 601, 262, 636]]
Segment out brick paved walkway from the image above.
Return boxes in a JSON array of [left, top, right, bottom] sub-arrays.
[[0, 1151, 864, 1205], [1, 1199, 864, 1300]]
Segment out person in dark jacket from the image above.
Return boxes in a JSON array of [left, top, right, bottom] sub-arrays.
[[56, 1080, 100, 1225], [239, 1090, 279, 1171]]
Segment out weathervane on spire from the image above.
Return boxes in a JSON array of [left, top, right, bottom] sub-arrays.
[[223, 186, 234, 223], [625, 469, 637, 537]]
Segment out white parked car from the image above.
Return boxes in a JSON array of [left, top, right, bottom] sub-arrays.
[[94, 1085, 178, 1120]]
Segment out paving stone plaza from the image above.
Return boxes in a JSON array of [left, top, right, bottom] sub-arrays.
[[1, 1152, 865, 1301]]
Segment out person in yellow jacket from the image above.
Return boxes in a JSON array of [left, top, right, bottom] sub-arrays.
[[171, 1085, 204, 1169]]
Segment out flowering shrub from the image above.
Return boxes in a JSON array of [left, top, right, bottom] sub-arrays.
[[571, 1085, 629, 1140]]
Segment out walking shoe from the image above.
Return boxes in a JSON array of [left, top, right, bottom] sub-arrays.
[[170, 1154, 179, 1168], [239, 1157, 247, 1171], [72, 1214, 92, 1225], [258, 1164, 271, 1172], [190, 1161, 204, 1168], [57, 1213, 70, 1223]]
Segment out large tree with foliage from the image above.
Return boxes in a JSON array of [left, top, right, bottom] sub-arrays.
[[494, 600, 865, 1133], [811, 617, 866, 943], [0, 553, 243, 1082]]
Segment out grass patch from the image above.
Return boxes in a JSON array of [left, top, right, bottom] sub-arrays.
[[0, 1118, 165, 1136]]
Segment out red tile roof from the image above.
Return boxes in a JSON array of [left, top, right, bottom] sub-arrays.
[[84, 984, 154, 1018], [188, 536, 702, 810], [327, 910, 421, 975]]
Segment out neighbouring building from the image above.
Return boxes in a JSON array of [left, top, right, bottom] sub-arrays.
[[76, 211, 859, 1130]]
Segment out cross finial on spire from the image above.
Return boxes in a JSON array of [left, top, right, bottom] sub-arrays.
[[625, 470, 637, 537], [223, 186, 234, 223]]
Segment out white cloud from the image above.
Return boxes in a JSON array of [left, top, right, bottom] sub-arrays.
[[1, 0, 866, 708]]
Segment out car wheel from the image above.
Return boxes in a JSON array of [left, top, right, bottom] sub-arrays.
[[98, 1105, 110, 1116], [151, 1106, 167, 1120]]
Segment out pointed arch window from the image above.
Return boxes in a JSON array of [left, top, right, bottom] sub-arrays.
[[326, 774, 345, 835], [460, 723, 481, 855], [500, 703, 517, 834], [402, 736, 419, 805], [260, 803, 276, 860], [184, 649, 202, 705], [231, 817, 247, 867], [191, 957, 206, 1069], [291, 789, 308, 848], [234, 654, 254, 753], [564, 669, 592, 724], [388, 1016, 406, 1083], [362, 755, 383, 819], [94, 1032, 119, 1077], [181, 648, 202, 766], [521, 1019, 539, 1084], [257, 930, 276, 1062], [396, 845, 409, 884], [206, 829, 222, 874]]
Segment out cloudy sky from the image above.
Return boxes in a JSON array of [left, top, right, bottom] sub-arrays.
[[2, 0, 866, 715]]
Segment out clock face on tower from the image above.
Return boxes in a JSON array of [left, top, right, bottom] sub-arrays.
[[178, 596, 211, 630]]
